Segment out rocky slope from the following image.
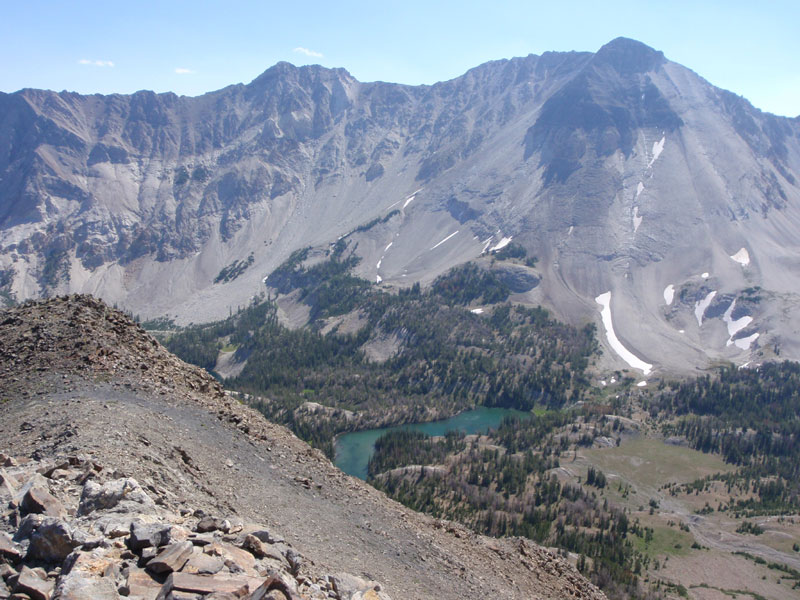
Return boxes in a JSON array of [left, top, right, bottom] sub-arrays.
[[1, 38, 799, 375], [0, 295, 606, 599]]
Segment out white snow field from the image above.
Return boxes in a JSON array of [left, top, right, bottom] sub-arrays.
[[663, 284, 675, 305], [730, 247, 750, 266], [489, 236, 513, 252], [722, 300, 753, 346], [694, 291, 717, 326], [632, 207, 642, 232], [647, 136, 665, 168], [430, 231, 459, 250], [595, 291, 653, 375]]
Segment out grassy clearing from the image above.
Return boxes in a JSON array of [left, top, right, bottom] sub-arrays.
[[632, 518, 695, 558], [584, 437, 733, 490]]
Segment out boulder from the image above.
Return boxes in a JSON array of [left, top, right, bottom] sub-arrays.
[[0, 531, 22, 562], [182, 550, 224, 575], [146, 541, 193, 574], [77, 478, 154, 516], [14, 513, 46, 541], [55, 570, 121, 600], [125, 567, 164, 600], [0, 468, 19, 499], [22, 485, 66, 518], [129, 521, 171, 550], [26, 518, 81, 563], [245, 575, 300, 600], [195, 517, 230, 533], [203, 542, 257, 576], [156, 572, 261, 597], [246, 529, 284, 545], [14, 565, 55, 600]]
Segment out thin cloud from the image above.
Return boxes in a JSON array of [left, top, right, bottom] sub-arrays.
[[78, 59, 114, 67], [293, 47, 323, 58], [174, 68, 196, 74]]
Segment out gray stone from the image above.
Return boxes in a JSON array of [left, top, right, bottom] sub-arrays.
[[0, 562, 17, 580], [27, 518, 79, 562], [13, 565, 54, 600], [0, 469, 19, 499], [146, 541, 193, 574], [241, 535, 267, 559], [14, 513, 46, 541], [12, 474, 50, 509], [182, 551, 224, 576], [54, 571, 121, 600], [21, 486, 65, 518], [129, 522, 171, 550], [247, 530, 284, 545], [194, 517, 228, 534], [0, 531, 22, 562], [77, 479, 154, 516]]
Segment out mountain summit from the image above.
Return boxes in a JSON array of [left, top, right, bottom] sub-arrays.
[[1, 38, 798, 374]]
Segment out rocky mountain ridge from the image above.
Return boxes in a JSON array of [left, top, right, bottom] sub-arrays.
[[1, 37, 799, 375], [0, 294, 606, 599]]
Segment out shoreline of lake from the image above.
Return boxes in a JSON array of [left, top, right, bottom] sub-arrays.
[[334, 406, 531, 480]]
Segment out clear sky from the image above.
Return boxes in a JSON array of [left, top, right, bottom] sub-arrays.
[[2, 0, 798, 117]]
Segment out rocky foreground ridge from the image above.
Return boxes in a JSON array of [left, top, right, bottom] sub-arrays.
[[0, 295, 606, 599]]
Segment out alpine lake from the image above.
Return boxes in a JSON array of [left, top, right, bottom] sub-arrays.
[[334, 407, 531, 480]]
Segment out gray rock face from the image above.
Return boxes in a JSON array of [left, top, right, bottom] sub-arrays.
[[77, 478, 155, 516], [1, 37, 799, 373]]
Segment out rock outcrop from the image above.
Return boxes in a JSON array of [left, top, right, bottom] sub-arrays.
[[2, 38, 800, 373]]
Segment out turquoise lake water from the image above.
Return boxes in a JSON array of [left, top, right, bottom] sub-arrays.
[[333, 407, 530, 480]]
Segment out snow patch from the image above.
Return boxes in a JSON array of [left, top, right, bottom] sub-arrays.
[[730, 247, 750, 267], [490, 236, 512, 252], [636, 182, 644, 198], [430, 230, 459, 250], [636, 381, 647, 387], [568, 226, 574, 236], [723, 300, 753, 346], [376, 275, 382, 284], [701, 272, 710, 279], [481, 237, 493, 253], [595, 291, 653, 375], [734, 333, 759, 350], [600, 380, 607, 387], [402, 189, 422, 209], [376, 259, 382, 270], [694, 291, 716, 327], [663, 284, 675, 305], [648, 136, 665, 168], [633, 206, 642, 232], [470, 308, 484, 314], [384, 242, 393, 252]]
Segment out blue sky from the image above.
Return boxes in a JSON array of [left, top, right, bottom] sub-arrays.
[[2, 1, 798, 116]]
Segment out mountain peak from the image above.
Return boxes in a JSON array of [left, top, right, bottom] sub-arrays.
[[593, 37, 665, 74]]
